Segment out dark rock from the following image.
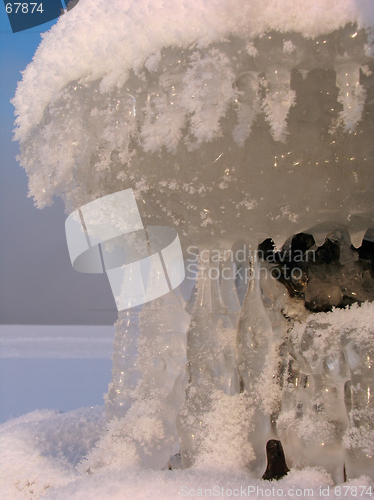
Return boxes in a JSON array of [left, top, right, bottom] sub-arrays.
[[262, 439, 290, 481]]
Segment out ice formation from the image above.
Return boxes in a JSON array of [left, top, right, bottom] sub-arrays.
[[12, 0, 374, 483]]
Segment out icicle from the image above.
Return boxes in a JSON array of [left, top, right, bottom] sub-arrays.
[[220, 256, 241, 329], [234, 243, 250, 306], [211, 257, 239, 395], [329, 229, 358, 266], [136, 291, 190, 467], [307, 227, 330, 248], [106, 291, 190, 470], [233, 71, 260, 146], [260, 261, 287, 338], [349, 227, 367, 249], [106, 306, 143, 419], [177, 252, 238, 468], [343, 336, 374, 480], [261, 65, 296, 142], [333, 25, 369, 132], [259, 261, 288, 429], [277, 352, 310, 470], [184, 256, 218, 389], [252, 35, 304, 142], [236, 251, 275, 477], [334, 61, 365, 132], [280, 321, 350, 484]]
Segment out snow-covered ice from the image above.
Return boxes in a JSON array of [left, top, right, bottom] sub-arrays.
[[9, 0, 374, 490]]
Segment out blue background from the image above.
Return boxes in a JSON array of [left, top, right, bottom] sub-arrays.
[[0, 5, 117, 324]]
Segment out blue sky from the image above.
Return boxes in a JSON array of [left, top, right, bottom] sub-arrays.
[[0, 5, 117, 324]]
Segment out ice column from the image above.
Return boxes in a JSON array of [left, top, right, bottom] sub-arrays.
[[177, 253, 238, 467], [279, 321, 350, 484], [236, 252, 275, 477], [343, 335, 374, 479], [106, 291, 190, 469], [106, 306, 143, 419]]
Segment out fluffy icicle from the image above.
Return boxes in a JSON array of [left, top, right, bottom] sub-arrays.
[[262, 65, 295, 142], [255, 36, 302, 142], [334, 25, 369, 132], [233, 71, 260, 146], [335, 61, 365, 131]]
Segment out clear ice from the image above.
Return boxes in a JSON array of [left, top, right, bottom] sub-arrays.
[[12, 0, 374, 482]]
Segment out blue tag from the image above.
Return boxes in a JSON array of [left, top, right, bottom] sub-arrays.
[[4, 0, 79, 33]]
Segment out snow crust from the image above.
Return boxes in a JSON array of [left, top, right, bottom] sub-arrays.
[[12, 0, 374, 140], [0, 405, 372, 500]]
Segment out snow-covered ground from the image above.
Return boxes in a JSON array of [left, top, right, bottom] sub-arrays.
[[0, 324, 373, 500], [0, 404, 373, 500]]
